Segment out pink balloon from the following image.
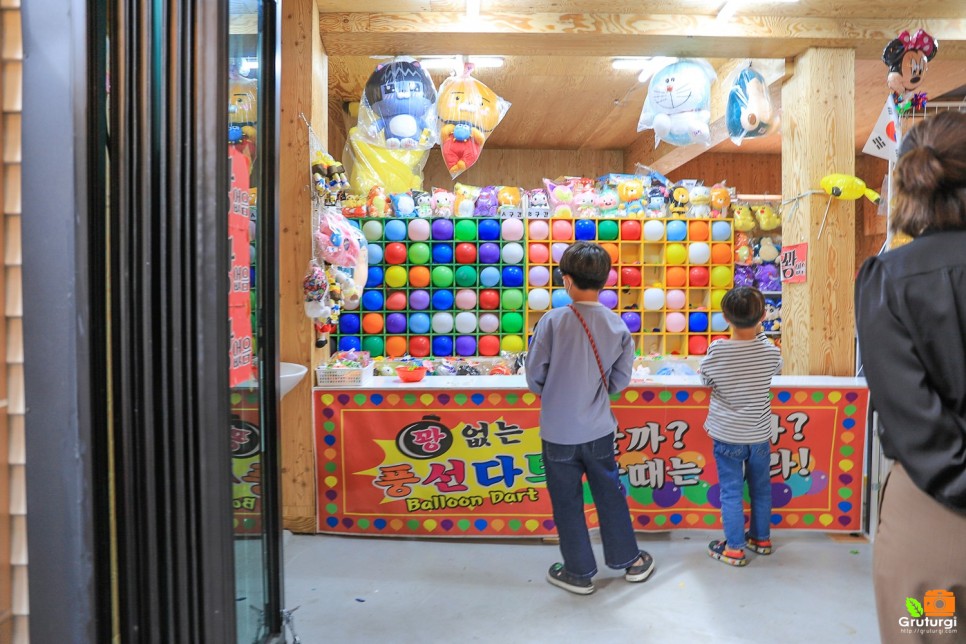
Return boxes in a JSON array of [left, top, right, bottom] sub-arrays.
[[455, 289, 477, 310], [529, 220, 550, 240], [666, 289, 686, 310], [666, 312, 687, 333], [605, 269, 618, 287]]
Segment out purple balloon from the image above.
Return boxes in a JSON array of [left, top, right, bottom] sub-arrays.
[[385, 312, 407, 334], [599, 290, 619, 310], [771, 482, 793, 508], [620, 312, 642, 333], [455, 335, 477, 357], [478, 242, 501, 264], [409, 289, 430, 310], [652, 484, 682, 508], [528, 266, 550, 287], [431, 218, 454, 240]]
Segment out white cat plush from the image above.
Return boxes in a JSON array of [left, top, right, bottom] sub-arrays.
[[638, 59, 717, 147]]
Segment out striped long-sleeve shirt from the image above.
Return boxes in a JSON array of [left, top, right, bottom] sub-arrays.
[[700, 333, 783, 444]]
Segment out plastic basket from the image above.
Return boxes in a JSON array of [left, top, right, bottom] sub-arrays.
[[315, 362, 374, 388]]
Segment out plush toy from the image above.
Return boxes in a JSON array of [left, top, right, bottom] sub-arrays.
[[544, 179, 575, 218], [637, 59, 716, 147], [732, 204, 756, 232], [344, 126, 429, 195], [497, 186, 523, 217], [882, 29, 938, 114], [390, 192, 415, 218], [527, 188, 550, 218], [754, 236, 781, 264], [475, 186, 500, 217], [669, 185, 690, 217], [596, 188, 620, 217], [367, 185, 391, 217], [315, 208, 363, 267], [710, 184, 731, 218], [431, 189, 455, 218], [689, 186, 712, 218], [412, 189, 433, 218], [617, 178, 645, 216], [734, 264, 755, 288], [341, 194, 366, 218], [303, 261, 329, 319], [762, 298, 782, 332], [754, 204, 781, 231], [645, 186, 668, 218], [754, 263, 781, 292], [820, 174, 882, 204], [573, 185, 599, 218], [726, 66, 779, 144], [312, 151, 349, 197], [734, 232, 754, 265], [437, 67, 510, 178], [361, 57, 437, 150], [454, 183, 481, 218]]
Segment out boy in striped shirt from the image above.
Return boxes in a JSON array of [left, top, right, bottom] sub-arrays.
[[700, 287, 783, 566]]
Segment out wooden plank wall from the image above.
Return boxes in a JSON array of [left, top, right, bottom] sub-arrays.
[[665, 153, 782, 196], [0, 0, 24, 641], [854, 155, 889, 268]]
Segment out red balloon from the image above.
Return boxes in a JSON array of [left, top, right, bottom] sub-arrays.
[[620, 220, 642, 240], [711, 334, 729, 343], [478, 335, 501, 356], [688, 335, 709, 355], [385, 291, 407, 310], [409, 335, 430, 357], [529, 243, 550, 264], [455, 242, 477, 264], [384, 242, 408, 265], [689, 266, 710, 287], [620, 267, 642, 287], [478, 289, 500, 310]]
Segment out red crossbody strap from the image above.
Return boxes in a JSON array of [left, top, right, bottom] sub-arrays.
[[568, 304, 608, 391]]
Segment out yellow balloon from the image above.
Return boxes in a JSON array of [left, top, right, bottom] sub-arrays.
[[501, 335, 525, 353], [665, 243, 687, 265], [710, 266, 733, 288], [710, 289, 727, 309], [384, 266, 408, 289]]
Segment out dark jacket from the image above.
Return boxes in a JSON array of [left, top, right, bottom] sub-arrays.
[[855, 229, 966, 512]]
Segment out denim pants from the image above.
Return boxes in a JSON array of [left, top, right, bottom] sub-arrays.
[[713, 439, 772, 550], [542, 434, 641, 578]]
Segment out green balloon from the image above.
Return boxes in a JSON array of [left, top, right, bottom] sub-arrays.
[[431, 266, 455, 287], [455, 265, 478, 287], [362, 336, 385, 357], [598, 220, 619, 240], [501, 289, 524, 310], [455, 220, 477, 241], [501, 312, 524, 333], [408, 242, 430, 264]]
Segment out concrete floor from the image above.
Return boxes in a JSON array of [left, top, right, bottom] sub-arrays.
[[283, 530, 878, 643]]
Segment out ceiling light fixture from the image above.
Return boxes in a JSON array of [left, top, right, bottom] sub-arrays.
[[466, 0, 481, 20], [467, 56, 503, 68], [420, 56, 504, 73]]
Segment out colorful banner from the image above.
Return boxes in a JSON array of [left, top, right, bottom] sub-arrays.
[[228, 145, 254, 387], [315, 385, 868, 537], [231, 388, 262, 535]]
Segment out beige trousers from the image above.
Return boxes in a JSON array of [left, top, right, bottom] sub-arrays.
[[874, 463, 966, 643]]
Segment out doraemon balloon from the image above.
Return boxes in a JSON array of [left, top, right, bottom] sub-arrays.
[[726, 66, 779, 145], [360, 57, 438, 150], [638, 59, 717, 147]]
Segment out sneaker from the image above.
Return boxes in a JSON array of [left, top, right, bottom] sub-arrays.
[[624, 551, 656, 583], [708, 540, 747, 567], [745, 532, 773, 555], [546, 563, 595, 595]]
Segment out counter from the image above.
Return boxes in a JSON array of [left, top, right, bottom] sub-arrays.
[[314, 376, 868, 537]]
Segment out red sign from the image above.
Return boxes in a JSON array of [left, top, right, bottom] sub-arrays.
[[780, 242, 808, 284], [315, 385, 868, 537], [228, 146, 254, 387]]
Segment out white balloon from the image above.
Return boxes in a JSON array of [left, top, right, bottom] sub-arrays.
[[527, 288, 551, 311], [455, 311, 478, 334], [643, 288, 666, 311], [643, 220, 665, 241], [688, 242, 711, 264], [479, 313, 500, 333], [502, 242, 525, 265], [431, 312, 454, 334]]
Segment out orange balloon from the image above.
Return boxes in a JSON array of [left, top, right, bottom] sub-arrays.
[[361, 313, 384, 334], [666, 266, 687, 287], [601, 242, 620, 264], [385, 335, 407, 357], [688, 221, 709, 242], [409, 266, 431, 288], [710, 243, 732, 264]]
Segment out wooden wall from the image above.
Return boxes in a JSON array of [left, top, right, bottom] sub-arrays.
[[0, 1, 24, 641], [854, 155, 889, 269], [666, 153, 782, 196]]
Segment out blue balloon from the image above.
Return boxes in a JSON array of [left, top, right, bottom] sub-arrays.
[[575, 219, 597, 241], [667, 220, 687, 241], [339, 313, 361, 334], [551, 289, 573, 308], [432, 335, 454, 357], [689, 312, 709, 333], [338, 336, 361, 352], [502, 266, 524, 287], [366, 266, 384, 288], [409, 312, 431, 334], [361, 290, 384, 311], [384, 219, 407, 241], [432, 289, 454, 310], [480, 266, 501, 287], [477, 218, 501, 241], [346, 219, 361, 229], [711, 221, 732, 241], [432, 243, 454, 264], [366, 243, 383, 264], [710, 312, 729, 332]]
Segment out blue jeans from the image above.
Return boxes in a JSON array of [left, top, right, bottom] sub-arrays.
[[713, 439, 772, 550], [542, 434, 641, 578]]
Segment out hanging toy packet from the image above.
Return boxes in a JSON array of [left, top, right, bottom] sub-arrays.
[[638, 58, 717, 147], [358, 57, 438, 150], [314, 207, 364, 268], [437, 64, 510, 179], [726, 64, 779, 145]]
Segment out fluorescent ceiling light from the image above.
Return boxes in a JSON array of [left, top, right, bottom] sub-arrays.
[[718, 0, 799, 22], [611, 57, 679, 83], [612, 58, 651, 71], [419, 56, 503, 72], [468, 56, 503, 68], [466, 0, 480, 19]]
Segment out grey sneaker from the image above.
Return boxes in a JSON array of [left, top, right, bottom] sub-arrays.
[[624, 551, 656, 582], [546, 563, 595, 595]]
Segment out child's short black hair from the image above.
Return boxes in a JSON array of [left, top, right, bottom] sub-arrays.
[[721, 286, 766, 329], [559, 241, 611, 290]]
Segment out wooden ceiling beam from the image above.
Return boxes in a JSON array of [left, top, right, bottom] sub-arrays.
[[319, 13, 966, 59]]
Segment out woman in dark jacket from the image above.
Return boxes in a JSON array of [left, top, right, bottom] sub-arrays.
[[855, 111, 966, 643]]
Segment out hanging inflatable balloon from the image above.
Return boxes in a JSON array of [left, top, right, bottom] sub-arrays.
[[882, 29, 939, 115], [437, 65, 510, 179], [726, 64, 779, 145], [638, 59, 717, 147], [359, 57, 438, 150]]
